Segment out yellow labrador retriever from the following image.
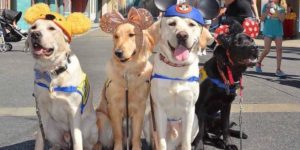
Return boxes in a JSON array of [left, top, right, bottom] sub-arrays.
[[144, 4, 211, 150], [96, 8, 154, 150], [26, 11, 98, 150]]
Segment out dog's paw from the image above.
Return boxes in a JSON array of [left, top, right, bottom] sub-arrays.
[[193, 141, 204, 150], [225, 144, 238, 150]]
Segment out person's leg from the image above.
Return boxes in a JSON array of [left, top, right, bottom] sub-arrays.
[[256, 36, 272, 72], [274, 37, 286, 76], [274, 37, 283, 70]]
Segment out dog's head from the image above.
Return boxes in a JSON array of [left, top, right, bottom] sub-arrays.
[[215, 20, 259, 70], [100, 7, 154, 63], [24, 3, 91, 61], [148, 4, 206, 65], [28, 19, 69, 60]]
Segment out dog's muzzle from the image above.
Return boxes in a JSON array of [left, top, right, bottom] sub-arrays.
[[114, 49, 136, 63], [30, 32, 54, 58], [176, 31, 189, 45]]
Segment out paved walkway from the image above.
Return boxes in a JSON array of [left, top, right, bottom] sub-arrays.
[[0, 28, 299, 150]]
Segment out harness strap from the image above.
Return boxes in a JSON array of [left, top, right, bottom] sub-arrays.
[[151, 73, 199, 82], [200, 67, 237, 94], [207, 78, 237, 93], [226, 49, 234, 65], [226, 65, 235, 85], [35, 74, 90, 114]]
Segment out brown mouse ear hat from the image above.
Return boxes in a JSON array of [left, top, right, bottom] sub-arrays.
[[100, 7, 153, 34]]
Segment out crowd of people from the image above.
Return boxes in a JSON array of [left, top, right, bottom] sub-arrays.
[[207, 0, 292, 77]]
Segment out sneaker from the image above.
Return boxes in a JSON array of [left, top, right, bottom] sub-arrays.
[[275, 70, 287, 77], [255, 63, 262, 73]]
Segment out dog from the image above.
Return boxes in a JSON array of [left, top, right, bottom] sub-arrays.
[[193, 21, 259, 150], [143, 4, 210, 150], [198, 27, 214, 56], [96, 8, 154, 150], [25, 4, 98, 150]]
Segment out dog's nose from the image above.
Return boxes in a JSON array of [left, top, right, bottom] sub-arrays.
[[176, 31, 188, 41], [31, 31, 42, 40], [114, 49, 123, 58]]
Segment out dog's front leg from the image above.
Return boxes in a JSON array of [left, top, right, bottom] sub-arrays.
[[181, 106, 195, 150], [155, 105, 168, 150], [131, 104, 146, 150], [221, 104, 238, 150], [109, 106, 123, 150], [70, 112, 83, 150], [35, 128, 44, 150]]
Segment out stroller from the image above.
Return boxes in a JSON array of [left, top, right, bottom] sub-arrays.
[[0, 9, 27, 52]]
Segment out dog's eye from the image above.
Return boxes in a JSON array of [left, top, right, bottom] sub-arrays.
[[48, 27, 55, 31], [114, 35, 119, 39], [189, 23, 196, 27], [129, 33, 135, 37], [31, 25, 37, 30], [168, 21, 176, 26]]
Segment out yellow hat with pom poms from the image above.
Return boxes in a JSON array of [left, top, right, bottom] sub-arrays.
[[24, 3, 91, 42]]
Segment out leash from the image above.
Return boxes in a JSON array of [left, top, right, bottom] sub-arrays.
[[239, 77, 244, 150], [32, 93, 46, 148], [123, 73, 130, 150], [150, 93, 159, 150]]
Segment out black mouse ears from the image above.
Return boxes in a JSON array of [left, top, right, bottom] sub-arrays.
[[154, 0, 177, 12], [154, 0, 220, 19]]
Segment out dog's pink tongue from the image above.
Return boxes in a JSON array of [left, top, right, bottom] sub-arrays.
[[34, 48, 45, 55], [174, 45, 189, 61]]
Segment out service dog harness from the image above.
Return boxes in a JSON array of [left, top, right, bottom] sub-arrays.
[[32, 54, 90, 146], [34, 70, 90, 114], [34, 65, 90, 115]]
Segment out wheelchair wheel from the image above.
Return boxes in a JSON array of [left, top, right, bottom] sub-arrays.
[[4, 43, 12, 51]]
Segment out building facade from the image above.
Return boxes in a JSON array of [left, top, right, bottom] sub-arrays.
[[4, 0, 98, 30], [100, 0, 159, 17]]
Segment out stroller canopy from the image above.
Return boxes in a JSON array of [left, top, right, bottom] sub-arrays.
[[2, 9, 22, 24]]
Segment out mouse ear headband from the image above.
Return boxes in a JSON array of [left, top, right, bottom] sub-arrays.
[[24, 3, 91, 42], [100, 7, 153, 50], [100, 7, 153, 34], [154, 0, 220, 20]]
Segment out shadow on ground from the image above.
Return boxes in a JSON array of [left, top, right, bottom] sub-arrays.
[[0, 140, 49, 150], [245, 71, 300, 89], [0, 140, 151, 150]]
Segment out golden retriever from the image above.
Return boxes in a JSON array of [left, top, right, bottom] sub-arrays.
[[96, 8, 154, 150]]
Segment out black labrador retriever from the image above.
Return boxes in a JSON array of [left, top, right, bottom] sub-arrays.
[[193, 21, 259, 150]]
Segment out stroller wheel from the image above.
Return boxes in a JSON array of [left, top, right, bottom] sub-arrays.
[[4, 43, 12, 51], [0, 44, 7, 52]]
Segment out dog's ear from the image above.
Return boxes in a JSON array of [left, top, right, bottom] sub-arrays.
[[127, 8, 153, 30], [146, 19, 161, 47], [222, 18, 244, 34], [216, 34, 232, 49], [100, 10, 125, 34], [229, 21, 244, 34], [213, 45, 227, 66], [198, 27, 214, 50]]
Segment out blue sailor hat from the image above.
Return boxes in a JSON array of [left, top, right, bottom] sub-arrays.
[[164, 4, 205, 25]]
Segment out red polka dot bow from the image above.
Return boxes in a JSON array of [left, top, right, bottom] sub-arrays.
[[214, 18, 260, 39], [214, 25, 229, 39]]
